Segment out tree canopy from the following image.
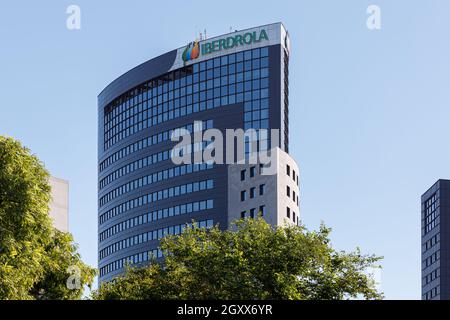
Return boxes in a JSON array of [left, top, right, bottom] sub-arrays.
[[93, 217, 383, 300], [0, 136, 95, 299]]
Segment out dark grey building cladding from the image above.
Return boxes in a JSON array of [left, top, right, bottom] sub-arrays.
[[97, 25, 288, 282], [98, 50, 178, 109], [98, 50, 178, 152], [421, 179, 450, 300]]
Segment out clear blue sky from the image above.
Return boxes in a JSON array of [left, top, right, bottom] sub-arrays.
[[1, 0, 449, 299]]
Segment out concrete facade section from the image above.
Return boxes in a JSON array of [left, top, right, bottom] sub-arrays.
[[275, 148, 300, 226], [48, 176, 69, 232], [227, 148, 300, 228]]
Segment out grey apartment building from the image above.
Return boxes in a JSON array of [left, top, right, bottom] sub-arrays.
[[422, 179, 450, 300], [97, 23, 300, 282]]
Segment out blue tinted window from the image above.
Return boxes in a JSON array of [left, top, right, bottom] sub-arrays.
[[236, 51, 243, 62], [102, 46, 272, 184]]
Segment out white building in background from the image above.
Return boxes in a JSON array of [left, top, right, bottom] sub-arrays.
[[48, 176, 69, 232]]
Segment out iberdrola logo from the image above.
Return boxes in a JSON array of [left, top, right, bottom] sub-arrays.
[[182, 41, 200, 63]]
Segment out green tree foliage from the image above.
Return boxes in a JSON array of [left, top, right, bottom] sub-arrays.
[[0, 136, 96, 300], [93, 217, 383, 300]]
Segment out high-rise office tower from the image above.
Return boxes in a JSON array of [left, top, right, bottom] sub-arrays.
[[422, 179, 450, 300], [97, 23, 300, 282]]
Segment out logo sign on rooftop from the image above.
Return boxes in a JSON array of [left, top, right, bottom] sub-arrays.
[[182, 41, 200, 62], [182, 29, 269, 64]]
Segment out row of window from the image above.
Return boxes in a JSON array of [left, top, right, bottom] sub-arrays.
[[100, 248, 162, 278], [99, 199, 214, 242], [100, 147, 171, 189], [194, 47, 269, 71], [240, 205, 266, 219], [105, 49, 270, 127], [240, 164, 266, 181], [104, 73, 269, 146], [99, 141, 209, 190], [286, 207, 298, 224], [100, 120, 213, 173], [424, 193, 438, 234], [423, 268, 440, 286], [423, 285, 440, 300], [100, 218, 215, 260], [240, 184, 266, 201], [103, 47, 270, 149], [105, 48, 268, 127], [286, 186, 299, 206], [118, 77, 269, 110], [99, 219, 214, 277], [286, 164, 299, 186], [423, 251, 440, 269], [99, 179, 214, 225], [423, 234, 439, 252], [99, 161, 214, 207], [104, 84, 270, 149], [243, 138, 270, 156], [425, 217, 439, 235], [172, 140, 211, 159]]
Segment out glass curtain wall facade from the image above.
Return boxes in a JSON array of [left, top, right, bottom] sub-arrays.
[[98, 23, 290, 282]]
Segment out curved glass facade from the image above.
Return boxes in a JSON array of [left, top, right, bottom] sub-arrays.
[[98, 23, 291, 282]]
